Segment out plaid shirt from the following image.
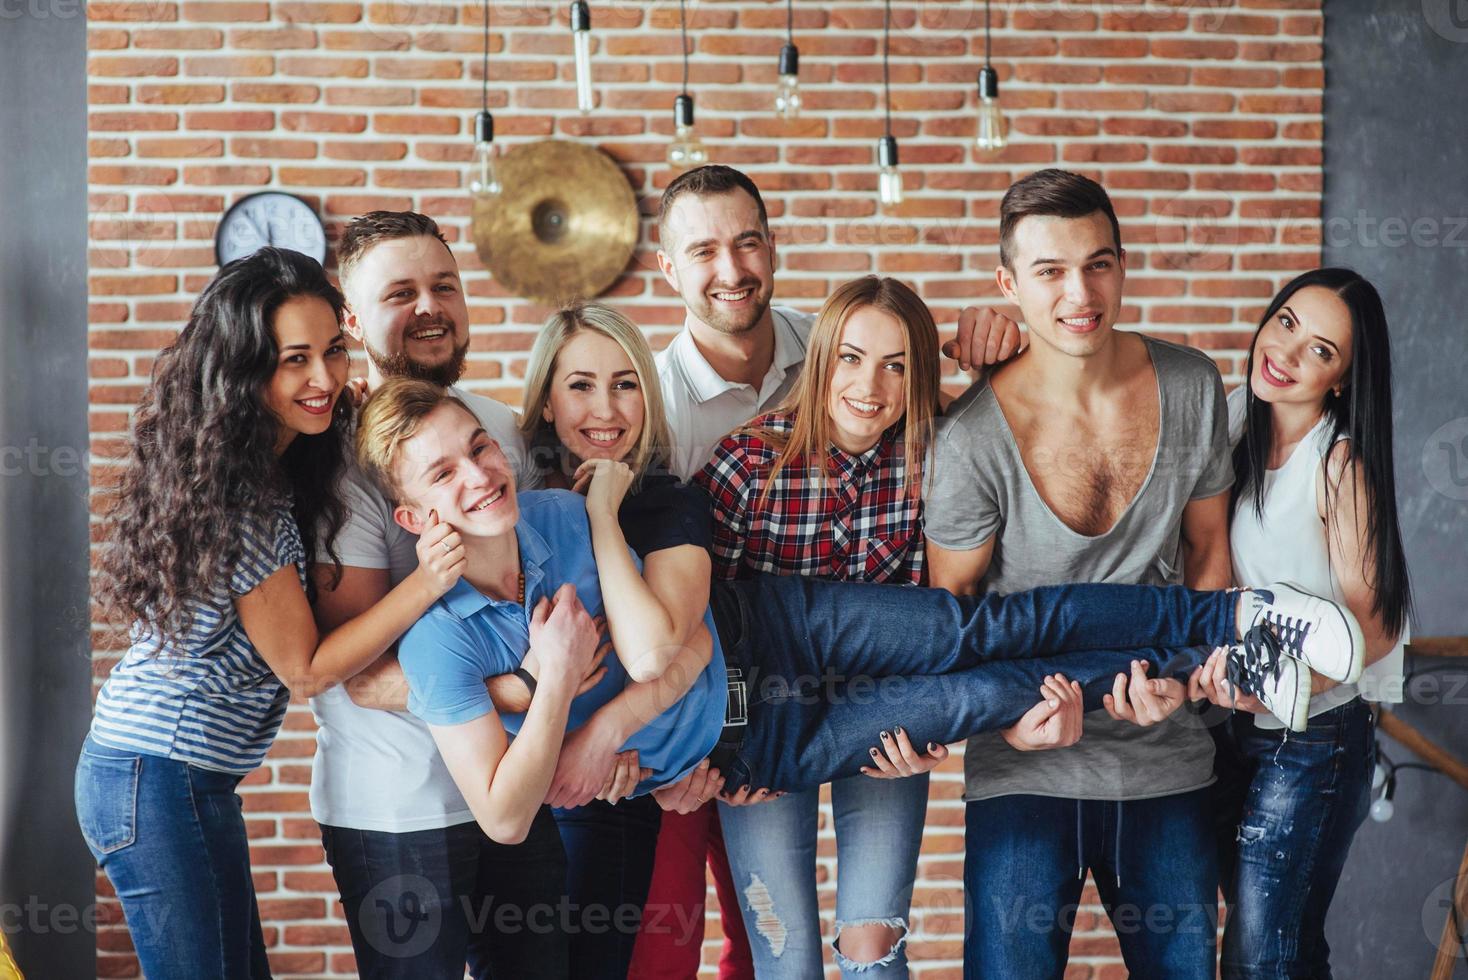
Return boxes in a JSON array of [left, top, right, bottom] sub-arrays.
[[695, 412, 925, 585]]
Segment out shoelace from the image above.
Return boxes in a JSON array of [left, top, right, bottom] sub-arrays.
[[1226, 625, 1285, 699], [1261, 612, 1311, 658]]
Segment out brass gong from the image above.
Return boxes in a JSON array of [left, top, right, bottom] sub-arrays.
[[471, 140, 639, 305]]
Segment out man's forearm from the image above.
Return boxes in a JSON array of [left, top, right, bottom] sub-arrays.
[[589, 626, 713, 744], [481, 679, 577, 842]]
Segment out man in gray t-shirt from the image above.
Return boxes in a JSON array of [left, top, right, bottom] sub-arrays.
[[925, 171, 1233, 980]]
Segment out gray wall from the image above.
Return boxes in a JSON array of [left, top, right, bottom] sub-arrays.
[[1322, 1, 1468, 976], [0, 6, 97, 978]]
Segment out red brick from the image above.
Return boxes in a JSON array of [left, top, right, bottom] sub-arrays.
[[183, 164, 271, 185], [232, 137, 317, 159], [136, 137, 225, 158], [324, 139, 407, 161], [186, 109, 274, 130], [230, 26, 318, 48], [89, 56, 180, 77], [182, 1, 267, 20], [232, 82, 322, 103], [132, 27, 223, 48], [183, 53, 273, 76], [374, 114, 459, 135], [137, 83, 225, 104]]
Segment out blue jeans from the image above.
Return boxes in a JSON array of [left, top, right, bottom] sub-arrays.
[[73, 735, 270, 980], [552, 795, 663, 980], [719, 774, 929, 978], [1211, 698, 1375, 979], [963, 788, 1219, 980], [712, 575, 1234, 791], [320, 808, 568, 980]]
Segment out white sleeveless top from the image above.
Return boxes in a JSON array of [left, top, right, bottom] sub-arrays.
[[1227, 387, 1406, 728]]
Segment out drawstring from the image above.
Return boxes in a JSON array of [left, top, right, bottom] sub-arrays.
[[1114, 801, 1123, 888], [1075, 799, 1084, 881]]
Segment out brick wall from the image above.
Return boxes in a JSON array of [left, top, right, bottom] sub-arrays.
[[85, 0, 1324, 975]]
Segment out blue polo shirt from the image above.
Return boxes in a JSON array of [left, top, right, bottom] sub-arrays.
[[397, 489, 726, 793]]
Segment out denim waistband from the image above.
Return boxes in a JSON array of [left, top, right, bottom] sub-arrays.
[[709, 580, 750, 675]]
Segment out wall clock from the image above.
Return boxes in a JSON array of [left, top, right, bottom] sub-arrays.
[[214, 191, 328, 267]]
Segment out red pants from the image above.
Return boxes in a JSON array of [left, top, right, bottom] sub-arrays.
[[627, 802, 753, 979]]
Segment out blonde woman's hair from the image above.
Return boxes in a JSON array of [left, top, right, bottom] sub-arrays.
[[355, 378, 471, 502], [752, 276, 941, 501], [520, 303, 674, 482]]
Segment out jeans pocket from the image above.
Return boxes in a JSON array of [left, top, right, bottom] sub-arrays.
[[75, 748, 141, 857]]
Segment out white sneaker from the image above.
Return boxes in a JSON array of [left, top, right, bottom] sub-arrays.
[[1225, 631, 1311, 732], [1240, 583, 1365, 685]]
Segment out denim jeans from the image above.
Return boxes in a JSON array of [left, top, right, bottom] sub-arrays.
[[1211, 697, 1375, 979], [73, 735, 270, 980], [711, 575, 1234, 791], [320, 807, 568, 980], [552, 795, 662, 980], [719, 773, 928, 978], [963, 788, 1219, 980]]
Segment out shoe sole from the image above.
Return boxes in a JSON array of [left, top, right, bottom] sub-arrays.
[[1275, 582, 1366, 686]]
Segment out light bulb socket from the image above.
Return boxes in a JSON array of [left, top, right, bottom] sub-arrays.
[[474, 110, 494, 143], [779, 43, 799, 77], [571, 0, 590, 33], [878, 135, 899, 169], [674, 93, 694, 128], [979, 65, 999, 100]]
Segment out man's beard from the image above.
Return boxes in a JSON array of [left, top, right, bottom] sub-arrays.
[[364, 337, 470, 388], [690, 281, 771, 336]]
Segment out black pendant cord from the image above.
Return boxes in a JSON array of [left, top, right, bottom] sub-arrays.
[[882, 0, 892, 137], [785, 0, 793, 45], [679, 0, 690, 95], [984, 0, 992, 66], [480, 0, 490, 112]]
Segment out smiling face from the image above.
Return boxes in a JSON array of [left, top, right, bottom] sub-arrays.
[[263, 294, 349, 450], [391, 401, 519, 538], [825, 305, 908, 454], [543, 329, 647, 466], [997, 211, 1126, 360], [1249, 285, 1353, 408], [341, 235, 470, 385], [657, 190, 776, 336]]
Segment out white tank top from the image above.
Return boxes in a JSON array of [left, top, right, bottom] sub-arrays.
[[1227, 387, 1406, 728]]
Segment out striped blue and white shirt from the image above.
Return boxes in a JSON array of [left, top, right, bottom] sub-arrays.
[[90, 509, 306, 774]]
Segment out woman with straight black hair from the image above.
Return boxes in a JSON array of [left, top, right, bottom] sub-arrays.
[[75, 246, 468, 979], [1199, 267, 1413, 978]]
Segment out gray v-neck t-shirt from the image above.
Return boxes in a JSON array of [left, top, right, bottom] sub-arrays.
[[925, 335, 1233, 802]]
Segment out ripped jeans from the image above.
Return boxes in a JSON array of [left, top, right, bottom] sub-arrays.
[[720, 773, 927, 978]]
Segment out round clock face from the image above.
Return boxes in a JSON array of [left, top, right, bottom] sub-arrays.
[[214, 191, 328, 267]]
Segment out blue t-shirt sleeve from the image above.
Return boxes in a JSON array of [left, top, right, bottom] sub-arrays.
[[398, 609, 496, 726]]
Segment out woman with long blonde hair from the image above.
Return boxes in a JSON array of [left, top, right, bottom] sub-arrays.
[[693, 275, 943, 977]]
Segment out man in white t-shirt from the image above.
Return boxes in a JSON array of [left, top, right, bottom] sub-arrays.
[[633, 164, 1023, 977], [310, 212, 568, 979]]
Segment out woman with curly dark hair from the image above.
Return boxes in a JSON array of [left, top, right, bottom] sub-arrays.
[[74, 246, 467, 979]]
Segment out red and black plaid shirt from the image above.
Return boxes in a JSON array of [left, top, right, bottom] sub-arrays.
[[695, 411, 925, 585]]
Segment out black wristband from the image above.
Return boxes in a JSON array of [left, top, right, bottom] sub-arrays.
[[513, 667, 537, 700]]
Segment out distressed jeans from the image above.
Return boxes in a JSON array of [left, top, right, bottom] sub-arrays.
[[1212, 697, 1375, 979], [719, 774, 928, 978], [709, 575, 1236, 792]]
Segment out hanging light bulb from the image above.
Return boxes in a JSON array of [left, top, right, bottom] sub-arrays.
[[975, 65, 1007, 152], [1370, 772, 1396, 822], [668, 93, 707, 169], [878, 135, 903, 208], [469, 110, 501, 199], [776, 43, 801, 119], [571, 0, 594, 114], [467, 0, 500, 199], [974, 1, 1006, 153]]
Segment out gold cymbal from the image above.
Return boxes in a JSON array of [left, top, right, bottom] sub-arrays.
[[470, 139, 639, 305]]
